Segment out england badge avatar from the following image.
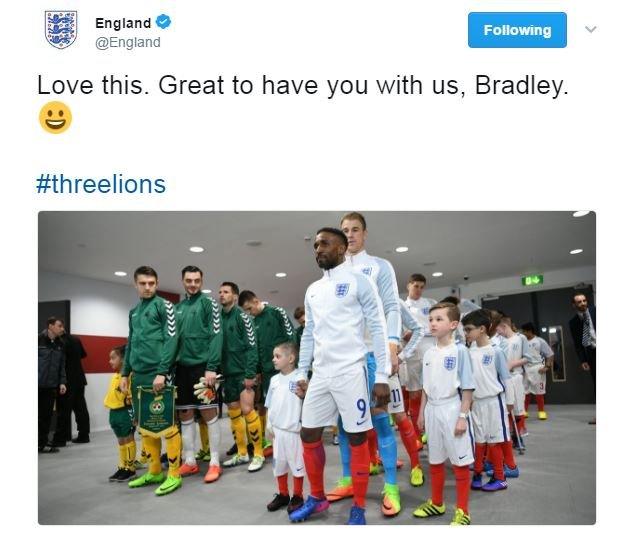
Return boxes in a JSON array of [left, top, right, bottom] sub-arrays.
[[45, 11, 77, 49]]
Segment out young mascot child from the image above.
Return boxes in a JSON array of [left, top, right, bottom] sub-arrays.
[[497, 316, 531, 438], [105, 345, 137, 482], [265, 342, 305, 514], [483, 310, 519, 479], [521, 322, 554, 419], [462, 310, 511, 492], [413, 302, 475, 526]]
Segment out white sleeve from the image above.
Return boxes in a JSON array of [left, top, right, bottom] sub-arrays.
[[375, 258, 401, 343], [356, 274, 390, 383], [297, 291, 315, 379], [539, 338, 554, 358], [399, 300, 422, 360]]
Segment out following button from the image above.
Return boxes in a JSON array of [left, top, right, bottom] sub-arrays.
[[468, 12, 567, 48]]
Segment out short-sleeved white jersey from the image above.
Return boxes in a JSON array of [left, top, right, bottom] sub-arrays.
[[265, 369, 303, 433], [526, 336, 554, 365], [404, 296, 437, 338], [469, 344, 510, 399], [490, 333, 509, 357], [504, 333, 532, 375], [421, 342, 475, 401]]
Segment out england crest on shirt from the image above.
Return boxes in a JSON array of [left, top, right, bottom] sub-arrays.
[[444, 355, 456, 370], [335, 283, 350, 298], [45, 11, 77, 49], [482, 354, 493, 366], [361, 267, 372, 276]]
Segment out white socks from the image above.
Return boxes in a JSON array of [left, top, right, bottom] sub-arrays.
[[207, 416, 221, 466], [181, 418, 196, 466]]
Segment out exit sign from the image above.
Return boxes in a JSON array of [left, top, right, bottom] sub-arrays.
[[522, 274, 544, 286]]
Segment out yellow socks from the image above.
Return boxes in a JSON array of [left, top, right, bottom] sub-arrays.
[[228, 407, 248, 456], [143, 434, 162, 474], [199, 420, 210, 452], [260, 413, 268, 447], [165, 427, 182, 477], [138, 443, 148, 464], [118, 444, 127, 470], [245, 410, 263, 457], [122, 440, 136, 471]]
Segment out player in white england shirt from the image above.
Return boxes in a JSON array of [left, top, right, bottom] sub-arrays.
[[520, 322, 554, 420], [403, 273, 436, 445], [497, 315, 532, 438], [325, 212, 404, 517], [483, 309, 519, 478], [394, 300, 426, 487], [413, 302, 474, 526], [291, 227, 391, 526], [461, 309, 511, 493]]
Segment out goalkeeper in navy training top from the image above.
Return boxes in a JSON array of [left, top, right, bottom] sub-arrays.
[[174, 266, 224, 483]]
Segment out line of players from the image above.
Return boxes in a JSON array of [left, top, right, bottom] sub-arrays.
[[109, 211, 555, 524], [283, 213, 555, 525]]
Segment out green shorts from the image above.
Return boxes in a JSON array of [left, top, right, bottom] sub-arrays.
[[223, 375, 250, 404], [110, 406, 135, 438]]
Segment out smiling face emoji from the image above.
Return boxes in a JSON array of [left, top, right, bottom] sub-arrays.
[[39, 101, 72, 134]]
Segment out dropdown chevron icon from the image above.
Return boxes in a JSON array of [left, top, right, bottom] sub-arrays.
[[585, 26, 597, 33]]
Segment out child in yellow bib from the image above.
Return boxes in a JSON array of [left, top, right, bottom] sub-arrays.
[[105, 345, 137, 482]]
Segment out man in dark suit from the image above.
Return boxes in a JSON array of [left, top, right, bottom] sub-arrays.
[[568, 292, 596, 424], [53, 324, 91, 445]]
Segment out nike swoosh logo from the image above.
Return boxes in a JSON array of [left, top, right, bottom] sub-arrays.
[[296, 466, 304, 472], [356, 419, 368, 426], [459, 455, 467, 459]]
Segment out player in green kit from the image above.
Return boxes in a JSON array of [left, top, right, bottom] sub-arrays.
[[239, 290, 295, 456], [119, 266, 182, 496], [175, 266, 224, 483], [218, 282, 265, 472]]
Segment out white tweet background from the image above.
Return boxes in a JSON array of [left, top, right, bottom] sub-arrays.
[[4, 0, 633, 533]]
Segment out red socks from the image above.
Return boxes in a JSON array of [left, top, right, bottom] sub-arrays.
[[501, 440, 517, 469], [277, 474, 289, 495], [349, 441, 370, 508], [367, 428, 379, 464], [474, 443, 487, 474], [409, 395, 422, 438], [302, 439, 326, 499], [453, 464, 470, 514], [430, 463, 445, 506], [293, 476, 304, 497], [275, 474, 303, 497], [536, 395, 545, 412], [517, 415, 526, 433], [489, 443, 505, 481], [397, 416, 420, 468], [525, 394, 545, 411]]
